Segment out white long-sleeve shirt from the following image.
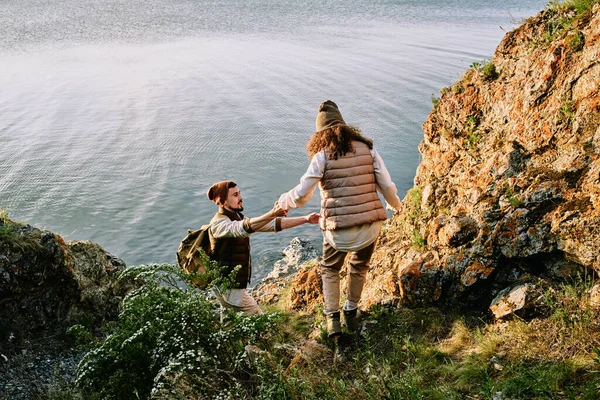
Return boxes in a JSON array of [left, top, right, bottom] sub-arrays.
[[278, 147, 402, 252], [210, 215, 281, 239]]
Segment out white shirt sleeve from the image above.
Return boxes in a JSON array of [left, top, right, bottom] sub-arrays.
[[372, 148, 403, 211], [210, 217, 278, 238], [210, 218, 250, 238], [277, 152, 325, 210]]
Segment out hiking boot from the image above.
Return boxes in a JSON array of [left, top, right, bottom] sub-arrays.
[[326, 312, 342, 338], [343, 308, 362, 333]]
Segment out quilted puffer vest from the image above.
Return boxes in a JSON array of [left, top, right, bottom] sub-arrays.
[[209, 208, 251, 288], [319, 141, 387, 230]]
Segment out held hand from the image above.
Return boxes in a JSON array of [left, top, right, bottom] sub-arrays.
[[270, 202, 287, 218], [305, 212, 320, 224]]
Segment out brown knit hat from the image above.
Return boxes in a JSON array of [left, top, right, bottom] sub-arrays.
[[315, 100, 346, 132], [207, 180, 236, 206]]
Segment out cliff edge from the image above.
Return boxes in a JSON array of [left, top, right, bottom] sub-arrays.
[[362, 3, 600, 309]]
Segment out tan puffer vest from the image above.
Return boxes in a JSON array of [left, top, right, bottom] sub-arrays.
[[319, 141, 387, 230]]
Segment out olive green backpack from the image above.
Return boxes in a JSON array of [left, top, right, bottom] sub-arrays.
[[176, 225, 212, 288]]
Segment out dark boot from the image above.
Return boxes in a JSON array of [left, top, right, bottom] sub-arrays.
[[326, 311, 342, 338], [343, 308, 362, 333]]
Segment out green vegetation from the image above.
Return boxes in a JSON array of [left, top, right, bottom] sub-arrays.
[[412, 230, 427, 250], [43, 266, 600, 399], [471, 59, 499, 81], [504, 185, 524, 208], [540, 0, 599, 49], [401, 187, 429, 251], [66, 324, 98, 350], [0, 208, 42, 253], [74, 263, 280, 399], [431, 94, 440, 109], [408, 187, 422, 211], [547, 0, 600, 15], [560, 98, 576, 122], [465, 115, 482, 149]]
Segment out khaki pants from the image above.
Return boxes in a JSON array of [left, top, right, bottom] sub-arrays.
[[212, 287, 263, 316], [320, 240, 376, 314]]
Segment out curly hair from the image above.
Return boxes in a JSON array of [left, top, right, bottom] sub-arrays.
[[306, 125, 374, 160]]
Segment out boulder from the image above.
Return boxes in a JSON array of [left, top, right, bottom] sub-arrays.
[[0, 218, 129, 347]]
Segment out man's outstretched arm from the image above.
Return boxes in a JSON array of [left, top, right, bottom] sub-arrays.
[[246, 202, 287, 232], [253, 212, 319, 233], [211, 203, 286, 239]]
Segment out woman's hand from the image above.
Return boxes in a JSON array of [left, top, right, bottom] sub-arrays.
[[270, 202, 288, 217], [306, 212, 320, 224]]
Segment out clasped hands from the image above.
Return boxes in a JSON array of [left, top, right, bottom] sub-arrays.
[[269, 201, 319, 224]]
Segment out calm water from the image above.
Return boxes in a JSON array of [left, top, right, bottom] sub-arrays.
[[0, 0, 546, 282]]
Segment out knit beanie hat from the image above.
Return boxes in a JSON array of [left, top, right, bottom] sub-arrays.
[[207, 180, 236, 206], [315, 100, 346, 132]]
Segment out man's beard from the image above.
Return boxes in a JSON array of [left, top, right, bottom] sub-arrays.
[[231, 205, 244, 212]]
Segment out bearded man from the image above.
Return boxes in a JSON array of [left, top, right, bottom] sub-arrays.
[[277, 101, 402, 337], [207, 180, 319, 315]]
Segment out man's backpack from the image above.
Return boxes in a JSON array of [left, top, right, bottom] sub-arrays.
[[176, 225, 212, 288]]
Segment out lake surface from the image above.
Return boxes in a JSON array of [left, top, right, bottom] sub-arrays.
[[0, 0, 546, 282]]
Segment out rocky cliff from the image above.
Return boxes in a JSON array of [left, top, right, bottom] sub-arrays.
[[362, 3, 600, 309], [0, 216, 130, 350]]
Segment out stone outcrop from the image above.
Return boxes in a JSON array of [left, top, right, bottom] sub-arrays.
[[365, 4, 600, 309], [0, 217, 129, 347], [253, 238, 322, 310]]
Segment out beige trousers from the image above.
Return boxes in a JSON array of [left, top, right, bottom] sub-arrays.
[[212, 287, 263, 316], [320, 240, 376, 314]]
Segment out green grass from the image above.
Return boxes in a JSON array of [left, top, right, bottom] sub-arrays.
[[412, 230, 427, 250], [470, 59, 499, 81], [465, 115, 482, 149], [504, 185, 524, 208], [42, 274, 600, 399], [541, 0, 599, 50], [0, 208, 42, 253], [408, 187, 422, 210], [560, 99, 576, 122], [548, 0, 600, 14]]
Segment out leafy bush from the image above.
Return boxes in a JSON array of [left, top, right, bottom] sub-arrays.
[[75, 264, 280, 399], [470, 59, 498, 81]]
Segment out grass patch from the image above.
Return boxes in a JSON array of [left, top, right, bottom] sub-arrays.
[[408, 187, 422, 211], [560, 98, 576, 122], [471, 59, 499, 81], [0, 208, 43, 253], [45, 275, 600, 399], [504, 185, 524, 208], [541, 0, 599, 49], [431, 94, 440, 109], [465, 115, 482, 149], [412, 230, 427, 250], [548, 0, 600, 14]]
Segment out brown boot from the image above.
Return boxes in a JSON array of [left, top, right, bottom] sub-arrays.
[[343, 308, 362, 333], [326, 312, 342, 338]]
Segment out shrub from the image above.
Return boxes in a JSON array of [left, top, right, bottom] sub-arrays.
[[543, 0, 599, 49], [0, 209, 43, 253], [75, 264, 280, 399], [470, 59, 498, 81], [560, 99, 575, 121], [504, 185, 524, 208], [412, 230, 427, 250], [408, 187, 422, 210]]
